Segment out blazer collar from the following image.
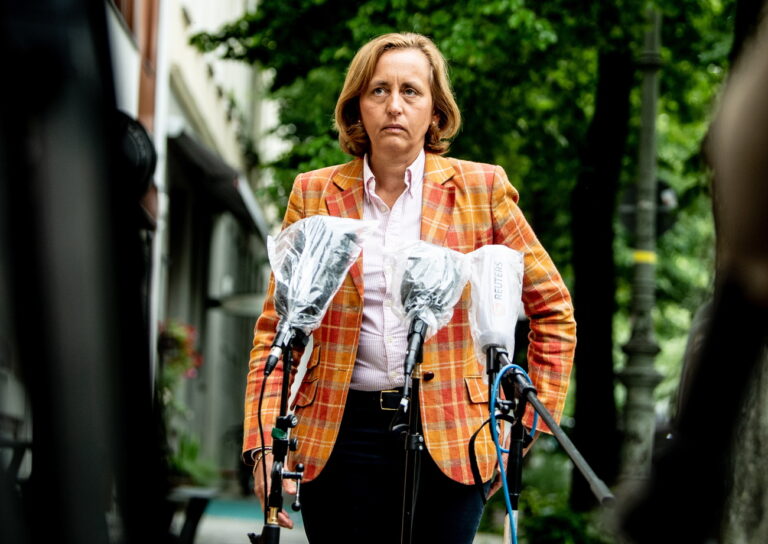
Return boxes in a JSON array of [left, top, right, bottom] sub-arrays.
[[423, 153, 456, 187], [327, 158, 365, 219], [327, 153, 454, 189], [421, 153, 456, 247], [324, 153, 457, 296]]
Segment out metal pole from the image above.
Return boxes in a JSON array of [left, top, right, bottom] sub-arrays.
[[149, 0, 172, 388], [617, 7, 663, 483]]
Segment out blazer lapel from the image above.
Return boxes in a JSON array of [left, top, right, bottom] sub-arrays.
[[325, 159, 365, 297], [421, 153, 456, 247], [419, 154, 457, 369]]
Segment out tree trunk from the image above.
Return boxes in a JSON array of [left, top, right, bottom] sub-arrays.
[[569, 43, 634, 510]]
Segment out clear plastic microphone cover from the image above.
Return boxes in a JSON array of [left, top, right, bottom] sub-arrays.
[[468, 245, 524, 366], [387, 240, 470, 340], [267, 216, 376, 336]]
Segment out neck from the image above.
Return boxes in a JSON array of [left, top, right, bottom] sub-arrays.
[[368, 148, 420, 191]]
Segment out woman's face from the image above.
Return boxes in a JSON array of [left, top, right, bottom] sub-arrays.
[[359, 48, 437, 162]]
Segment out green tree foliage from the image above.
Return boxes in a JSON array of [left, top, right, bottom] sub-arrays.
[[191, 0, 731, 288], [191, 0, 728, 286], [192, 0, 622, 267]]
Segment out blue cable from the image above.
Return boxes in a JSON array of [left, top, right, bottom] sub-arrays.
[[489, 364, 539, 544]]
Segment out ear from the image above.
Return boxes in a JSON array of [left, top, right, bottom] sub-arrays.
[[432, 113, 440, 127]]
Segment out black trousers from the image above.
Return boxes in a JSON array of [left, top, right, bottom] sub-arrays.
[[300, 389, 487, 544]]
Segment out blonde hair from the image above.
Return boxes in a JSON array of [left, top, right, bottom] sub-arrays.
[[334, 32, 461, 157]]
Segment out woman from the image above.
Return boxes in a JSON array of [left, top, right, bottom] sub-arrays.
[[243, 32, 576, 543]]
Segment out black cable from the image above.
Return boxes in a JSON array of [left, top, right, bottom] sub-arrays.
[[257, 372, 269, 524]]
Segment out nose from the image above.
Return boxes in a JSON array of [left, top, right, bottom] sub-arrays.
[[387, 92, 402, 116]]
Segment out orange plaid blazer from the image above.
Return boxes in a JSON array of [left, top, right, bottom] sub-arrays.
[[243, 153, 576, 485]]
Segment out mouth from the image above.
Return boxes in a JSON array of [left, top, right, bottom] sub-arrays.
[[383, 124, 405, 132]]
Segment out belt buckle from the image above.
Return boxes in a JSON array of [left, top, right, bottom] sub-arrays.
[[379, 389, 399, 411]]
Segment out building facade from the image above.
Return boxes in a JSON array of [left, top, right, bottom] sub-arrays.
[[107, 0, 279, 490]]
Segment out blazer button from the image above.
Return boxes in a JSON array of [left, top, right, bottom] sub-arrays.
[[423, 371, 435, 382]]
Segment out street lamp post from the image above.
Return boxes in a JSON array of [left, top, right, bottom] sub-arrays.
[[618, 8, 663, 483]]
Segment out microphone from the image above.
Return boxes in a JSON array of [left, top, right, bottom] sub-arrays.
[[263, 215, 375, 376], [264, 325, 305, 377], [467, 245, 524, 366], [403, 318, 429, 383], [389, 240, 470, 385]]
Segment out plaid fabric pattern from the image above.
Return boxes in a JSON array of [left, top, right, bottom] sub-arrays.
[[243, 153, 576, 485]]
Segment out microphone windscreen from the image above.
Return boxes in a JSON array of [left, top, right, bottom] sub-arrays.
[[267, 216, 376, 335], [387, 240, 470, 339], [468, 245, 524, 365]]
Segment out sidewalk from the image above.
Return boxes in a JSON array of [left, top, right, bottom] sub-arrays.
[[189, 497, 307, 544], [185, 497, 503, 544]]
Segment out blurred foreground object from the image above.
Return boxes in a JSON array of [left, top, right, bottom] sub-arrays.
[[710, 25, 768, 301], [619, 11, 768, 544], [0, 2, 170, 543]]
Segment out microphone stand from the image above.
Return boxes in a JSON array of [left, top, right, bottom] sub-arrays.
[[391, 318, 429, 544], [485, 345, 525, 532], [248, 330, 308, 544], [485, 346, 614, 542]]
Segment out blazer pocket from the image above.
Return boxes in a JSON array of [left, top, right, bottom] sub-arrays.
[[464, 376, 489, 404], [305, 340, 321, 371], [293, 377, 319, 409]]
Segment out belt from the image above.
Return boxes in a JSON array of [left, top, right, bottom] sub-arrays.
[[347, 388, 404, 411], [379, 389, 403, 411]]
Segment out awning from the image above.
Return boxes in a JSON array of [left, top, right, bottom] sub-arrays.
[[167, 131, 270, 241]]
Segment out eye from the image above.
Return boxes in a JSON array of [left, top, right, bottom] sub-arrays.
[[403, 88, 418, 97], [372, 87, 387, 96]]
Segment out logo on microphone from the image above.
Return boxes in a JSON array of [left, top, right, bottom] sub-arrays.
[[493, 261, 505, 315], [493, 261, 504, 300]]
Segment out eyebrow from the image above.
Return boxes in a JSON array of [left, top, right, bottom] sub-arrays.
[[369, 79, 424, 89]]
